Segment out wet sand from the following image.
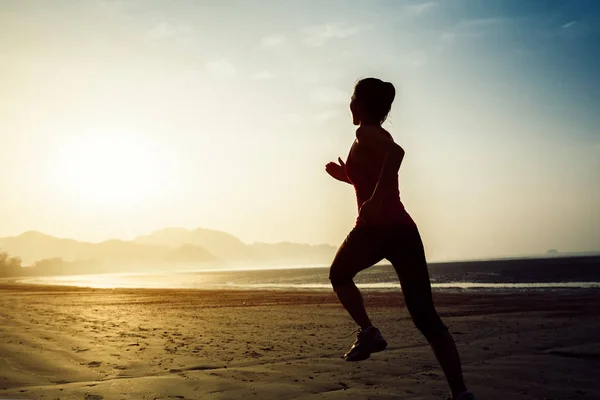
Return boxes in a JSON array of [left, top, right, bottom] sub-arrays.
[[1, 283, 599, 399]]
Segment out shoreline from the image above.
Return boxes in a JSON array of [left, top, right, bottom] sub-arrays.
[[7, 275, 600, 293], [3, 254, 599, 294]]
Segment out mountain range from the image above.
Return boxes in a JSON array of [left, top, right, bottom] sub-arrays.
[[0, 228, 337, 273]]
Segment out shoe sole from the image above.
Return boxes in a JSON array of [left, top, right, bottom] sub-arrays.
[[371, 340, 387, 353], [344, 340, 387, 362]]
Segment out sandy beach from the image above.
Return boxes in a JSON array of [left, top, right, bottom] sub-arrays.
[[1, 283, 599, 400]]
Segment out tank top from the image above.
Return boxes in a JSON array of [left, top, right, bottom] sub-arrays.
[[344, 130, 414, 227]]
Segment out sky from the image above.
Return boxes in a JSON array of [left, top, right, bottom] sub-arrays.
[[1, 0, 599, 261]]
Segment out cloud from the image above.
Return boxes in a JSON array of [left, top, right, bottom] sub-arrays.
[[260, 34, 286, 47], [206, 59, 236, 78], [253, 70, 275, 80], [557, 20, 593, 40], [145, 19, 197, 49], [440, 32, 456, 43], [462, 17, 508, 28], [310, 87, 349, 105], [406, 51, 427, 67], [302, 24, 359, 47], [148, 20, 194, 41], [439, 17, 513, 44], [405, 1, 436, 17]]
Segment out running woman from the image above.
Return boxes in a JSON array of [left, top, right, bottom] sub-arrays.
[[325, 78, 475, 400]]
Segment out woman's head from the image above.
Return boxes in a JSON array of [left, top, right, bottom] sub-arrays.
[[350, 77, 396, 126]]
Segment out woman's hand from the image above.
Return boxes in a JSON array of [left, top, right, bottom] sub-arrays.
[[358, 197, 384, 225], [325, 157, 350, 183]]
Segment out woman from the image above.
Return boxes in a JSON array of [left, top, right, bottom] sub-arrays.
[[325, 78, 475, 400]]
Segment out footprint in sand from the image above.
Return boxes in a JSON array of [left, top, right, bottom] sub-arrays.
[[84, 394, 103, 400], [73, 347, 90, 353], [87, 361, 102, 368]]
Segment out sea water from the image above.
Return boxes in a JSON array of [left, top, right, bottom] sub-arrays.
[[18, 263, 600, 291]]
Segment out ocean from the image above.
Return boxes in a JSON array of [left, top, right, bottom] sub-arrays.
[[18, 255, 600, 292]]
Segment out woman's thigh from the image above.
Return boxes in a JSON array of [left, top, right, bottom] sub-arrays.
[[385, 225, 435, 310], [385, 225, 448, 336], [329, 227, 385, 284]]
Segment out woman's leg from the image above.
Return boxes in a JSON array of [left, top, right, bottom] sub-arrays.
[[387, 225, 468, 399], [332, 280, 372, 329], [329, 227, 388, 361], [329, 227, 384, 329]]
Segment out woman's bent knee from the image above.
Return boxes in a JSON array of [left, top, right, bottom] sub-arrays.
[[412, 311, 448, 340], [329, 268, 355, 287]]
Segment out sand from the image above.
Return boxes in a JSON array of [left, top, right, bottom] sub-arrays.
[[1, 283, 599, 400]]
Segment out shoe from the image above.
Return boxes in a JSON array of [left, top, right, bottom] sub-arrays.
[[450, 390, 476, 400], [343, 326, 387, 361]]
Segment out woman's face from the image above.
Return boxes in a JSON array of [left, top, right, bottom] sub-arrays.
[[350, 95, 363, 126]]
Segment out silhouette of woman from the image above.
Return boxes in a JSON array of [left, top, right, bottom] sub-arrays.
[[325, 78, 475, 400]]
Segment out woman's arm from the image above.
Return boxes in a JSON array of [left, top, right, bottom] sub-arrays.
[[325, 157, 352, 184], [356, 127, 405, 201]]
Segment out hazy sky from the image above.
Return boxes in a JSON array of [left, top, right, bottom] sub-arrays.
[[1, 0, 599, 261]]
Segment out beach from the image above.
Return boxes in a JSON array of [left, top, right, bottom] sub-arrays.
[[1, 283, 599, 399]]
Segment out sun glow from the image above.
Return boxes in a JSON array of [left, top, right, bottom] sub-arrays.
[[50, 129, 170, 210]]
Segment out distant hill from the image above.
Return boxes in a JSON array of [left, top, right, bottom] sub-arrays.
[[134, 227, 252, 260], [0, 227, 337, 276], [134, 228, 337, 264], [134, 227, 336, 265], [0, 230, 216, 266]]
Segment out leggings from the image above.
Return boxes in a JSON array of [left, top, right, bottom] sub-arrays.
[[329, 223, 448, 340]]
